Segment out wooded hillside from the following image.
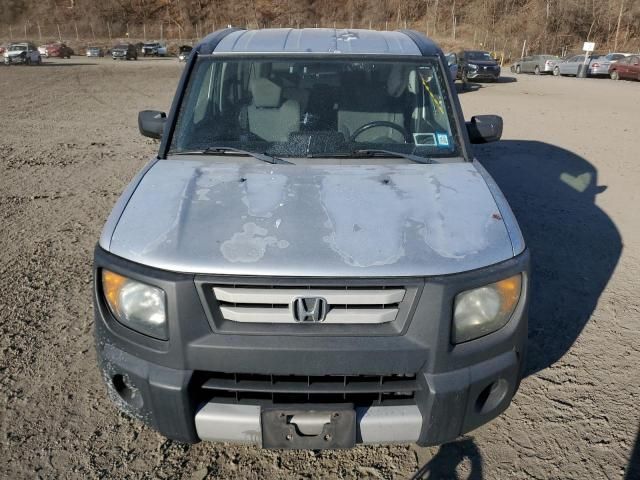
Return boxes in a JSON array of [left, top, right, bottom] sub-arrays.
[[2, 1, 639, 57]]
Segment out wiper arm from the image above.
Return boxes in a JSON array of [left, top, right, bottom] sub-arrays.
[[351, 149, 433, 164], [177, 146, 292, 165]]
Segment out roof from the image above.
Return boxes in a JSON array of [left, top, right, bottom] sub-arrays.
[[196, 28, 440, 56]]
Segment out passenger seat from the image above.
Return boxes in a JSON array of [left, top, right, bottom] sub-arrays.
[[248, 77, 300, 142]]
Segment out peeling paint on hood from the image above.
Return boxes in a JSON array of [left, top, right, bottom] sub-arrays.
[[107, 158, 514, 277]]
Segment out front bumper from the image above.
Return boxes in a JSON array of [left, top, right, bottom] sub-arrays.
[[94, 246, 529, 447], [466, 68, 500, 80], [4, 55, 25, 64]]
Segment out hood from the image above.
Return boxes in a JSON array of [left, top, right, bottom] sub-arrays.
[[5, 50, 25, 57], [468, 60, 498, 67], [105, 158, 515, 277]]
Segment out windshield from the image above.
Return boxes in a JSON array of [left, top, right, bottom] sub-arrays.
[[115, 44, 128, 49], [605, 53, 625, 61], [170, 56, 460, 160], [466, 51, 493, 61], [9, 45, 27, 52]]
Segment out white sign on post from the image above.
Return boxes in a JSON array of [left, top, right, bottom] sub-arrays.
[[583, 42, 595, 52]]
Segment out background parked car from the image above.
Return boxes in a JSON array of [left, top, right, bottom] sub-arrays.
[[46, 43, 74, 58], [553, 54, 600, 76], [38, 44, 49, 56], [86, 46, 105, 57], [513, 54, 560, 75], [4, 42, 41, 65], [609, 54, 640, 81], [589, 53, 631, 76], [177, 45, 192, 62], [457, 50, 501, 82], [445, 52, 459, 81], [111, 43, 137, 60], [142, 42, 167, 56]]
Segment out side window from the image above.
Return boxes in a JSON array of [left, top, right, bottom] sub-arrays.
[[193, 63, 215, 124]]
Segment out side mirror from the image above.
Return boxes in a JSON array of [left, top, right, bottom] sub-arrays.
[[466, 115, 503, 144], [138, 110, 166, 139]]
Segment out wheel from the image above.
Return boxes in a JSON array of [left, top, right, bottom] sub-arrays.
[[25, 57, 31, 66], [553, 66, 560, 76], [515, 65, 521, 74], [610, 70, 619, 80], [534, 65, 540, 75]]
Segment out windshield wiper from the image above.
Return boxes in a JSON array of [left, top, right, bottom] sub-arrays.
[[351, 149, 433, 164], [176, 146, 292, 165]]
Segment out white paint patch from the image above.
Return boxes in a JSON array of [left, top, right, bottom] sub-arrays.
[[241, 173, 288, 218], [221, 222, 289, 263], [320, 164, 494, 266], [196, 188, 210, 201]]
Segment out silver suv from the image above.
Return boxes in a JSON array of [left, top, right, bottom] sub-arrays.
[[94, 28, 529, 449]]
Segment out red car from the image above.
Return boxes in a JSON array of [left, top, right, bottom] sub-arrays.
[[609, 54, 640, 81], [46, 43, 74, 58]]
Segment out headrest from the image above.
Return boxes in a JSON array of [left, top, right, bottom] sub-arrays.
[[408, 70, 417, 94], [387, 65, 409, 97], [250, 77, 282, 108]]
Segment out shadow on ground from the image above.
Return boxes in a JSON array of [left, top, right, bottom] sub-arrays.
[[457, 75, 517, 94], [411, 438, 482, 479], [626, 426, 640, 479], [37, 62, 99, 67], [475, 140, 621, 376], [412, 140, 621, 478]]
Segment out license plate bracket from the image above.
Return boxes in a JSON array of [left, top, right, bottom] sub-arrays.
[[261, 404, 356, 449]]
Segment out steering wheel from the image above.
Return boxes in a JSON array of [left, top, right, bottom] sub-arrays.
[[350, 121, 410, 143]]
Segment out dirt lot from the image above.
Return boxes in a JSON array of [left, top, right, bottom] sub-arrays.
[[0, 56, 639, 479]]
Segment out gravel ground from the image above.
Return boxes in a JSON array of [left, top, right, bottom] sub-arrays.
[[0, 56, 639, 479]]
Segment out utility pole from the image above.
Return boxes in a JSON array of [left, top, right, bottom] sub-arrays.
[[433, 0, 439, 35], [614, 0, 625, 51], [451, 0, 456, 39]]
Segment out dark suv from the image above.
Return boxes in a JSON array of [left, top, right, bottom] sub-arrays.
[[457, 50, 501, 82], [95, 28, 528, 450], [111, 43, 137, 60]]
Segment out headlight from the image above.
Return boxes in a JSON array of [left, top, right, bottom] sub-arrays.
[[468, 63, 479, 69], [452, 274, 522, 344], [102, 270, 168, 339]]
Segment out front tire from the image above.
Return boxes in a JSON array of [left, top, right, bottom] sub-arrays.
[[534, 65, 540, 75], [610, 70, 619, 81], [515, 65, 521, 74], [553, 66, 560, 76]]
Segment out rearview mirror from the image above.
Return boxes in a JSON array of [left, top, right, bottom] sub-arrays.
[[138, 110, 166, 139], [466, 115, 503, 144]]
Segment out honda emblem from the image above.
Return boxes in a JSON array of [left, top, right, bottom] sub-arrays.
[[292, 297, 328, 323]]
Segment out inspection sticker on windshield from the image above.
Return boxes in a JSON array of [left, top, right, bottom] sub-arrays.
[[436, 133, 450, 147]]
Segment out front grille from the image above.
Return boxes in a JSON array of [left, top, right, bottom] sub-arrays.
[[212, 285, 406, 324], [198, 372, 418, 405]]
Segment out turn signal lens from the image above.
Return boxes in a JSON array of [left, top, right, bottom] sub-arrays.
[[102, 270, 128, 314]]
